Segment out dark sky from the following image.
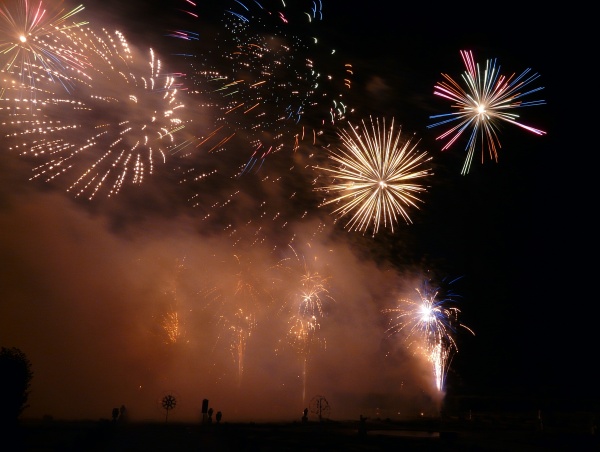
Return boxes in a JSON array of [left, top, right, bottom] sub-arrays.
[[1, 0, 587, 422]]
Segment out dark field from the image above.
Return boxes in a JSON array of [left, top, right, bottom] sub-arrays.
[[8, 413, 600, 451]]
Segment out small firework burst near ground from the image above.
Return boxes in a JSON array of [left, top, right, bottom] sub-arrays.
[[382, 277, 475, 392]]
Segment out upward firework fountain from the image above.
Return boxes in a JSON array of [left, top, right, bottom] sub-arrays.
[[382, 276, 474, 392]]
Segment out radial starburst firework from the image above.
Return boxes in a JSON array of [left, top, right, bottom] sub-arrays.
[[427, 49, 546, 175], [314, 116, 432, 236]]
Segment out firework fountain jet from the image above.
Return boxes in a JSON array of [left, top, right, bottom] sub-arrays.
[[382, 277, 474, 392], [276, 244, 333, 406]]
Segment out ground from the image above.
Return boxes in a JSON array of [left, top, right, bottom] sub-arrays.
[[7, 412, 600, 451]]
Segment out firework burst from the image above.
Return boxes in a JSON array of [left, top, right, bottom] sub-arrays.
[[382, 277, 474, 392], [0, 0, 87, 97], [278, 244, 334, 319], [1, 25, 185, 199], [314, 116, 432, 236], [427, 49, 546, 175]]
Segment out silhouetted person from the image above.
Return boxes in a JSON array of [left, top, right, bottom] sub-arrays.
[[216, 411, 222, 424], [119, 405, 128, 423], [201, 399, 209, 423], [302, 408, 308, 423], [207, 407, 213, 423], [358, 415, 367, 437], [112, 408, 120, 424]]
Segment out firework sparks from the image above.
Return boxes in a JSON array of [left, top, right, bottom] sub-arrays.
[[202, 252, 277, 387], [287, 314, 324, 405], [382, 278, 474, 392], [1, 25, 185, 199], [181, 141, 331, 255], [427, 49, 546, 175], [0, 0, 87, 96], [162, 307, 182, 344], [279, 244, 334, 319], [160, 1, 353, 250], [159, 258, 187, 345], [225, 253, 270, 387], [276, 244, 333, 404], [227, 308, 257, 387], [168, 0, 353, 177], [314, 116, 432, 236]]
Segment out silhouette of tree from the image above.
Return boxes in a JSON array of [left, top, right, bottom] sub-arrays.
[[0, 347, 33, 426]]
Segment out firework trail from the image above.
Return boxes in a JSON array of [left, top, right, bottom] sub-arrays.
[[314, 116, 432, 237], [287, 314, 323, 405], [427, 49, 546, 175], [159, 258, 187, 345], [1, 24, 186, 199], [276, 244, 333, 404], [382, 277, 474, 392], [226, 253, 275, 387], [201, 251, 279, 387], [0, 0, 86, 97], [226, 307, 257, 387]]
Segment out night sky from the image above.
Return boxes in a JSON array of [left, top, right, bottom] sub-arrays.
[[1, 0, 588, 422]]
